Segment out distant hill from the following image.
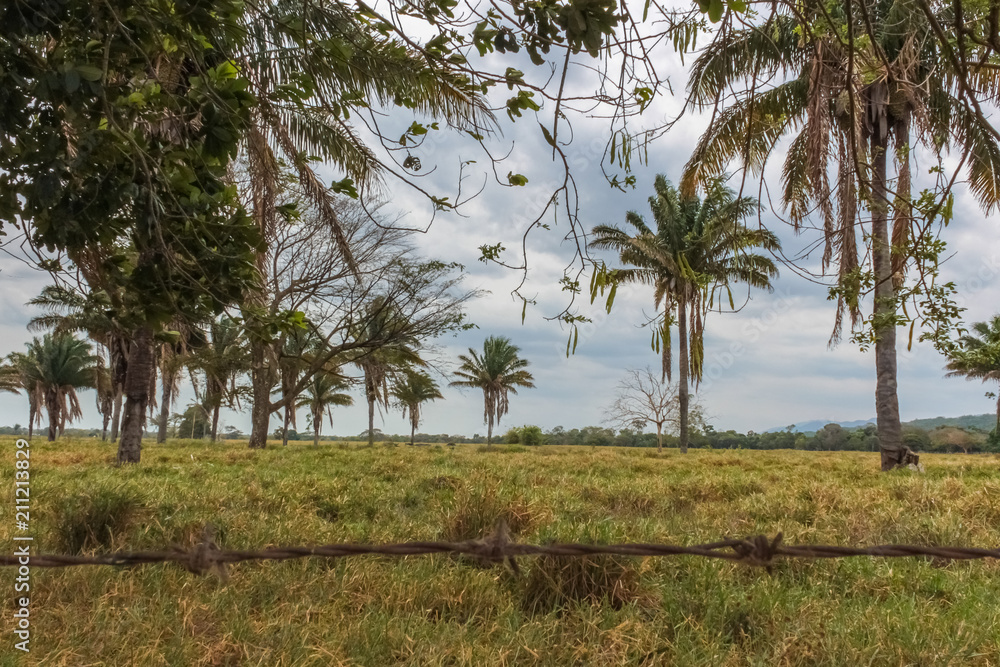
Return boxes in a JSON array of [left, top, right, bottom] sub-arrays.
[[904, 414, 995, 431], [767, 414, 995, 434]]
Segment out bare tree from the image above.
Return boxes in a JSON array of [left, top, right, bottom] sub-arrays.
[[239, 179, 478, 448], [604, 367, 697, 452]]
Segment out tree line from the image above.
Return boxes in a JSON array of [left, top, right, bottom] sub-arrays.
[[0, 300, 537, 449], [507, 423, 1000, 454]]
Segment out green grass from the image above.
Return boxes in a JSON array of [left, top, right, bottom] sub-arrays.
[[2, 438, 1000, 666]]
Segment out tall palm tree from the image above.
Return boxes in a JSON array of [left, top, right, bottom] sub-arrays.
[[238, 1, 493, 258], [681, 1, 1000, 469], [392, 369, 444, 446], [352, 297, 425, 447], [93, 359, 115, 441], [155, 341, 186, 444], [6, 353, 43, 439], [237, 2, 492, 451], [152, 319, 205, 444], [192, 316, 250, 442], [277, 328, 318, 447], [450, 337, 535, 447], [945, 316, 1000, 434], [21, 334, 100, 441], [297, 370, 354, 448], [28, 285, 131, 440], [589, 175, 779, 453]]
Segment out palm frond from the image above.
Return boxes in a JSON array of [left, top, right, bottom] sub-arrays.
[[681, 77, 809, 197], [686, 14, 805, 109]]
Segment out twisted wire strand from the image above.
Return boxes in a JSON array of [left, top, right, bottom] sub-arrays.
[[4, 525, 999, 577]]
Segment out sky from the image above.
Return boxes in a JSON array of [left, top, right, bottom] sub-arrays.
[[2, 13, 1000, 439]]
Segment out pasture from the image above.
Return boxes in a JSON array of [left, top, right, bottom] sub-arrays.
[[2, 438, 1000, 666]]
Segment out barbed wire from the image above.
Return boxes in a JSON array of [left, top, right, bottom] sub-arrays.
[[3, 524, 999, 581]]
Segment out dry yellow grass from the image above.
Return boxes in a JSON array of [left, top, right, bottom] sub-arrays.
[[1, 437, 999, 665]]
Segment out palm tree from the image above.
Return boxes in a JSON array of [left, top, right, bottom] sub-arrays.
[[152, 320, 205, 444], [192, 316, 250, 442], [450, 337, 535, 447], [6, 353, 43, 439], [238, 1, 492, 256], [155, 340, 186, 444], [93, 359, 115, 441], [21, 334, 100, 441], [352, 297, 425, 447], [0, 361, 20, 395], [589, 175, 779, 453], [297, 370, 354, 448], [277, 328, 317, 447], [945, 316, 1000, 435], [237, 2, 492, 451], [681, 1, 1000, 469], [28, 285, 131, 440], [392, 369, 444, 446]]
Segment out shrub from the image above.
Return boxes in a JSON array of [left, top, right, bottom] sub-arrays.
[[520, 425, 544, 446], [503, 425, 544, 446]]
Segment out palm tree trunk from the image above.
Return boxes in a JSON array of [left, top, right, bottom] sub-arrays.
[[313, 408, 320, 448], [487, 412, 494, 447], [248, 339, 271, 449], [101, 406, 110, 441], [994, 390, 999, 436], [118, 326, 154, 464], [157, 367, 173, 444], [28, 402, 35, 440], [110, 390, 123, 441], [678, 303, 690, 454], [210, 396, 221, 443], [871, 115, 905, 471], [411, 421, 416, 446], [46, 390, 58, 442], [282, 406, 291, 447], [367, 387, 376, 447]]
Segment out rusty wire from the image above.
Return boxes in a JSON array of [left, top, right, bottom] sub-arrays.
[[3, 524, 999, 579]]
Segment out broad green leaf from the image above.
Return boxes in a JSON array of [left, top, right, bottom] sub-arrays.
[[707, 0, 724, 22], [76, 65, 103, 82], [539, 123, 556, 147]]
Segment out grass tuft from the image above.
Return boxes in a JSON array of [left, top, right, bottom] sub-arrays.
[[442, 480, 543, 542], [53, 483, 144, 553], [519, 554, 652, 614]]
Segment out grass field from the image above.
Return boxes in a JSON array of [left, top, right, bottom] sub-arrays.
[[2, 437, 1000, 666]]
